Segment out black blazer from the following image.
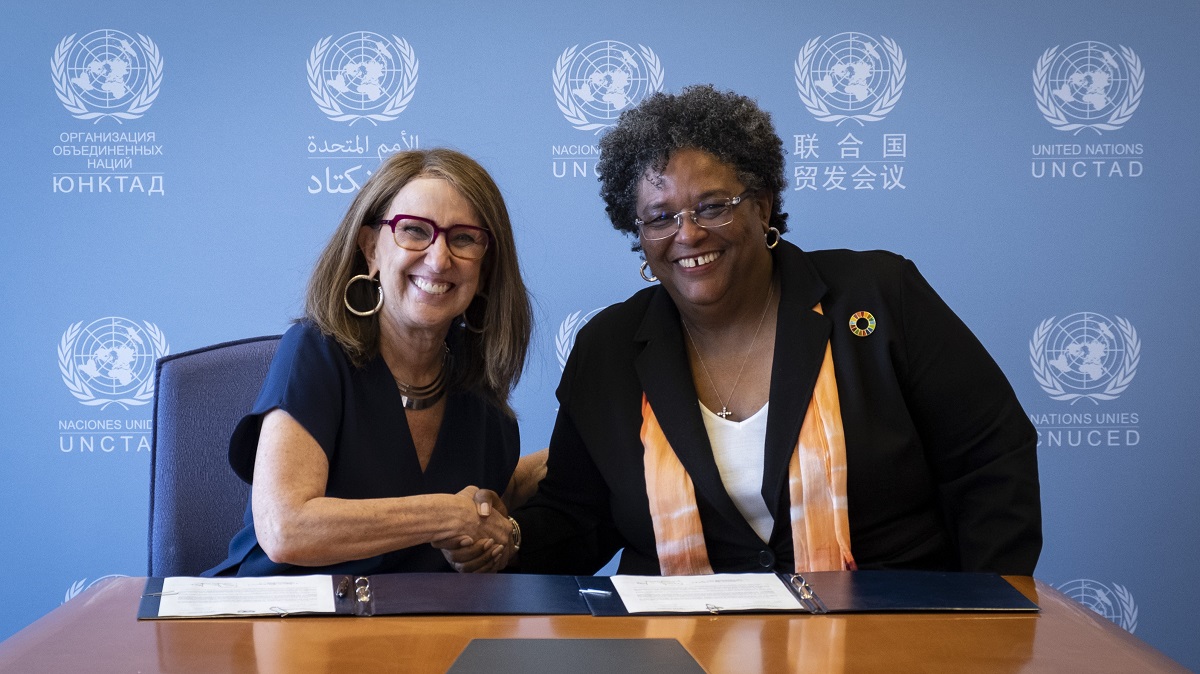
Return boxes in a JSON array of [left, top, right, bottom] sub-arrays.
[[516, 242, 1041, 576]]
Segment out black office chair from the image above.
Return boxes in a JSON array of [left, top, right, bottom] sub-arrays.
[[147, 335, 280, 577]]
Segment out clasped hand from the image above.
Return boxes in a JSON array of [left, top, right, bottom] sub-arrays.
[[431, 486, 514, 573]]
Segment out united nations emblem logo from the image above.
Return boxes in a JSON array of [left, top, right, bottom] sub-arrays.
[[1034, 42, 1143, 134], [58, 317, 169, 409], [64, 574, 128, 603], [51, 30, 163, 122], [556, 308, 604, 370], [1029, 312, 1139, 404], [794, 33, 905, 125], [553, 41, 664, 133], [1056, 579, 1138, 633], [308, 32, 418, 125]]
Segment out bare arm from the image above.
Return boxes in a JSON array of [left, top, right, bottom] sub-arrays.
[[251, 408, 510, 567], [502, 448, 548, 512]]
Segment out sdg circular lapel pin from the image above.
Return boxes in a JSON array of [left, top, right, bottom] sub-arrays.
[[849, 311, 876, 337]]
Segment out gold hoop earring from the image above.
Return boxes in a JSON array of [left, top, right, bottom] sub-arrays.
[[461, 296, 486, 334], [344, 273, 383, 317], [765, 227, 781, 249], [639, 261, 658, 283], [458, 291, 487, 333]]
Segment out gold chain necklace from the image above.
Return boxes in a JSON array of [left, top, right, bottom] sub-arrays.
[[681, 282, 774, 420]]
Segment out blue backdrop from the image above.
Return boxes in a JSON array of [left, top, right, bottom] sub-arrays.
[[3, 1, 1198, 668]]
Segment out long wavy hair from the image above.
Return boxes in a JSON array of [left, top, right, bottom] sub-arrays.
[[305, 148, 532, 417]]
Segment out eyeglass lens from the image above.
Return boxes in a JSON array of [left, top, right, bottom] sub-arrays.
[[639, 195, 743, 241], [390, 218, 489, 259]]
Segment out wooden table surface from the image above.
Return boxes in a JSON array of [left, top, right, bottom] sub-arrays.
[[0, 576, 1188, 673]]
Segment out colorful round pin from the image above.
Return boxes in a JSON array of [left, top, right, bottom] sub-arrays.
[[849, 311, 876, 337]]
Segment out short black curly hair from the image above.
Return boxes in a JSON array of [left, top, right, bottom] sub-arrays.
[[596, 84, 788, 250]]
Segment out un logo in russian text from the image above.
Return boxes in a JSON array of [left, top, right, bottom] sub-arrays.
[[58, 317, 169, 409], [1034, 42, 1143, 134], [1056, 579, 1138, 633], [52, 30, 163, 122], [308, 32, 418, 125], [794, 32, 905, 125], [1029, 312, 1139, 404], [554, 41, 664, 133]]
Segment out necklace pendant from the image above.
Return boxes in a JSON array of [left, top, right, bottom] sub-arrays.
[[718, 406, 731, 419]]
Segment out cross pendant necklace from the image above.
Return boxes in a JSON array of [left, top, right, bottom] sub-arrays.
[[682, 282, 774, 421]]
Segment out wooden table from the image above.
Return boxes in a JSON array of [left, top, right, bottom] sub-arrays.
[[0, 576, 1187, 673]]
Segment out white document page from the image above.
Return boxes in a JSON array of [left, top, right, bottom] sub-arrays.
[[609, 573, 803, 614], [156, 575, 336, 617]]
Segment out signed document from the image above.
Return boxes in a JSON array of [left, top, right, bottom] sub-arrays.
[[609, 574, 803, 614], [156, 575, 336, 618]]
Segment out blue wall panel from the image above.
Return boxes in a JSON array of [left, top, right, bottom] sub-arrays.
[[2, 1, 1197, 667]]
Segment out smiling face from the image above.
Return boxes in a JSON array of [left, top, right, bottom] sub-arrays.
[[636, 147, 774, 316], [358, 177, 485, 341]]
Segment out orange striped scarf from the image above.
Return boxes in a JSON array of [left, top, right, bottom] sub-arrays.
[[642, 305, 856, 575]]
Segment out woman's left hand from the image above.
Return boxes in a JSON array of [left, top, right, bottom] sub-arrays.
[[436, 534, 508, 573]]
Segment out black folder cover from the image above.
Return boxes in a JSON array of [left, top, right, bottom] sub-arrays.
[[576, 570, 1039, 616], [795, 570, 1038, 613], [140, 570, 1035, 619], [139, 573, 588, 619], [363, 573, 588, 615]]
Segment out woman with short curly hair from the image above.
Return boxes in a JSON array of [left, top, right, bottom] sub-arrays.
[[597, 85, 789, 247], [451, 86, 1042, 578]]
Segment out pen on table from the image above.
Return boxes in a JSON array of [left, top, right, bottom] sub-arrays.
[[336, 577, 351, 598], [578, 588, 612, 596]]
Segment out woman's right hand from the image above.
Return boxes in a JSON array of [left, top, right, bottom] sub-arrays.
[[433, 487, 512, 572], [253, 410, 516, 567]]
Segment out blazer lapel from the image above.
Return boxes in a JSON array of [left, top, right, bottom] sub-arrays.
[[633, 288, 756, 536], [762, 243, 832, 525]]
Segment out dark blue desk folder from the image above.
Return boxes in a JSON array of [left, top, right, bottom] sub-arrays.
[[140, 570, 1036, 619], [576, 570, 1039, 616]]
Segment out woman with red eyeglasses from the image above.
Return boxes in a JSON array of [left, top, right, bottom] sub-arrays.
[[206, 148, 540, 576]]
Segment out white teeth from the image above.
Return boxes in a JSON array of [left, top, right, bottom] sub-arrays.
[[677, 251, 721, 268], [413, 277, 451, 294]]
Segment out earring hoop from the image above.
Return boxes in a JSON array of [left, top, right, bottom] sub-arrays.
[[461, 309, 485, 334], [344, 273, 383, 317], [765, 227, 781, 249], [460, 294, 487, 334], [639, 261, 658, 283]]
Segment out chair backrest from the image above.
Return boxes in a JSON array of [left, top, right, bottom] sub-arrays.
[[148, 335, 280, 577]]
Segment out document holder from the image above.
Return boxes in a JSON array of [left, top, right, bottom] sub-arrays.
[[140, 570, 1036, 619], [350, 572, 589, 616], [576, 570, 1040, 616], [139, 573, 589, 619]]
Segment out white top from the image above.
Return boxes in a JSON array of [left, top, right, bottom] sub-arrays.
[[700, 401, 774, 543]]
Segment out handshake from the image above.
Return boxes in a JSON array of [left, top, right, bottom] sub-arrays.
[[432, 448, 544, 572], [432, 486, 519, 573]]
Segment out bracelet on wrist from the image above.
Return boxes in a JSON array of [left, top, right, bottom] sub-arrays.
[[507, 516, 522, 553]]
